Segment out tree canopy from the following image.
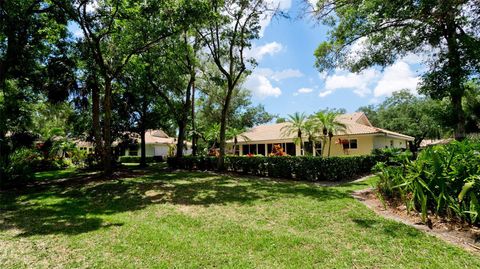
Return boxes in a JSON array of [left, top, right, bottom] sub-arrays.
[[312, 0, 480, 140]]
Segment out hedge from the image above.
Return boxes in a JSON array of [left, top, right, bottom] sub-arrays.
[[119, 156, 164, 163], [167, 155, 382, 182]]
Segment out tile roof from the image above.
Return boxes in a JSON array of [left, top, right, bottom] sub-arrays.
[[232, 113, 414, 143], [127, 130, 190, 145]]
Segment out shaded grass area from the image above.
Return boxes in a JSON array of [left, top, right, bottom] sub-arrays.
[[1, 166, 479, 268]]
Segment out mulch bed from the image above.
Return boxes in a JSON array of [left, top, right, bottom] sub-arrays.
[[352, 188, 480, 253]]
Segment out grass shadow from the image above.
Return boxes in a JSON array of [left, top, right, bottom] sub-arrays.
[[352, 218, 421, 238], [0, 168, 351, 237]]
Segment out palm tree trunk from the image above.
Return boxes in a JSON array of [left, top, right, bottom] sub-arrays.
[[328, 136, 332, 157]]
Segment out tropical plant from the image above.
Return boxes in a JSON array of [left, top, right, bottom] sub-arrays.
[[226, 127, 249, 155], [202, 123, 221, 151], [375, 139, 480, 225], [313, 111, 346, 157], [281, 112, 308, 154]]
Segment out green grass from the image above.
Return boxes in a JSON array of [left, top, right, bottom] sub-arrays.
[[1, 167, 479, 268]]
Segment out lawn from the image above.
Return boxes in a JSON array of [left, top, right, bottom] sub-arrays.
[[1, 166, 479, 268]]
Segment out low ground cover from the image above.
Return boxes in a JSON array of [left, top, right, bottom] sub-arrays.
[[1, 166, 479, 268]]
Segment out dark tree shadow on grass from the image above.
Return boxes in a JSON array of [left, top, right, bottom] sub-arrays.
[[0, 169, 350, 237], [352, 218, 422, 238]]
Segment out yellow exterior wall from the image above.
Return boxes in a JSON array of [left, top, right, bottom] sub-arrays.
[[373, 135, 409, 150], [229, 134, 411, 157], [321, 135, 374, 157]]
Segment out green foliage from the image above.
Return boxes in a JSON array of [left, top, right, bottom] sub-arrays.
[[375, 139, 480, 224], [313, 0, 480, 138], [1, 148, 39, 187], [167, 155, 379, 181], [358, 90, 448, 150]]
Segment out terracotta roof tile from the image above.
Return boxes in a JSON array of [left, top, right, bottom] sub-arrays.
[[232, 113, 414, 142]]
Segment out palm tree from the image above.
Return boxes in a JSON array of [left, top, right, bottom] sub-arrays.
[[226, 127, 250, 155], [202, 123, 221, 150], [281, 112, 308, 155], [302, 118, 318, 155], [314, 112, 346, 157]]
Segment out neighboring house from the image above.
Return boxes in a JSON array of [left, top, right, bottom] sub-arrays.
[[75, 130, 191, 158], [227, 112, 414, 157], [420, 138, 453, 148], [120, 130, 191, 158], [75, 140, 95, 153]]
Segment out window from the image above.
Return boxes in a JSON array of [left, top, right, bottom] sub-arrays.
[[286, 143, 296, 156], [315, 142, 322, 156], [258, 144, 265, 156], [241, 144, 259, 155], [267, 144, 273, 154], [242, 145, 249, 155], [350, 139, 358, 149], [343, 139, 358, 149], [249, 144, 257, 155], [303, 142, 313, 155]]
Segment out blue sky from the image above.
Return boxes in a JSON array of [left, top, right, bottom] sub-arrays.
[[245, 0, 424, 118]]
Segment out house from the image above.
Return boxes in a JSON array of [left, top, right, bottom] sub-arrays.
[[120, 130, 191, 158], [227, 112, 414, 157], [76, 130, 191, 158]]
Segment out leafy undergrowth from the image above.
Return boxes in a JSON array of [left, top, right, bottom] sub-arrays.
[[1, 166, 479, 268]]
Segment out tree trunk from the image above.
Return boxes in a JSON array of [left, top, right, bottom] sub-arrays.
[[139, 102, 147, 167], [191, 79, 197, 156], [103, 77, 113, 176], [327, 135, 332, 157], [452, 93, 466, 140], [176, 120, 186, 158], [140, 128, 146, 167], [176, 77, 193, 158], [91, 78, 103, 162], [445, 17, 466, 140], [298, 130, 303, 156], [217, 84, 234, 170]]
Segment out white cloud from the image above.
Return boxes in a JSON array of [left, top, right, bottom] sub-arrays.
[[323, 69, 380, 97], [256, 68, 303, 81], [373, 61, 420, 97], [244, 74, 282, 99], [318, 90, 333, 98], [246, 42, 283, 61], [298, 87, 313, 93], [293, 87, 313, 96], [320, 61, 420, 98]]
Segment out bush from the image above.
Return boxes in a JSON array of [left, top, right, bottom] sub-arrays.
[[375, 139, 480, 225], [167, 155, 379, 182], [1, 147, 40, 187], [118, 156, 163, 163]]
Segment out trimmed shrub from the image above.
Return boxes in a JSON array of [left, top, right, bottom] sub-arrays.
[[118, 156, 163, 163], [167, 155, 380, 182]]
